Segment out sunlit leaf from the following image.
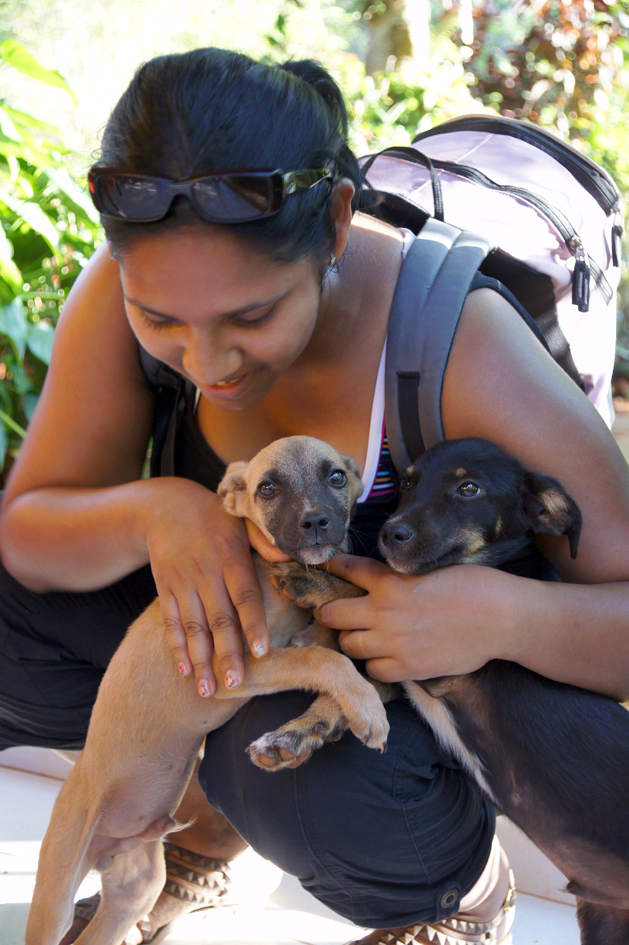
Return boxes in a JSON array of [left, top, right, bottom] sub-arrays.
[[0, 103, 58, 136], [0, 140, 29, 161], [0, 136, 54, 169], [0, 228, 22, 296], [0, 299, 28, 358], [0, 106, 21, 142], [43, 167, 101, 224], [27, 318, 55, 365], [0, 41, 77, 107], [0, 185, 60, 253]]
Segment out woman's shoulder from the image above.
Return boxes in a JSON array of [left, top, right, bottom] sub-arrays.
[[3, 243, 154, 506]]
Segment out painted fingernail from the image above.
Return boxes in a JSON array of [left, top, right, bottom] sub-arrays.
[[252, 641, 265, 657], [178, 662, 188, 677], [225, 672, 239, 689], [199, 679, 211, 697]]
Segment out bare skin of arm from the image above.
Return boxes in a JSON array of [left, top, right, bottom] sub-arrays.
[[318, 288, 629, 701], [0, 244, 286, 695]]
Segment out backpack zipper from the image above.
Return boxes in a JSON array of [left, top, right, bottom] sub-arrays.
[[413, 116, 621, 215], [375, 148, 611, 307]]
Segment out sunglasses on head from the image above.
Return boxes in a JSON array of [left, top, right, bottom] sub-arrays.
[[87, 166, 334, 224]]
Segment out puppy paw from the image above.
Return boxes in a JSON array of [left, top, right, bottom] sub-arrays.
[[335, 678, 390, 753], [272, 561, 362, 609], [247, 718, 345, 771]]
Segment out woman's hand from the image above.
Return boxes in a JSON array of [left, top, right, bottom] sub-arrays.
[[143, 478, 290, 697], [315, 554, 522, 682]]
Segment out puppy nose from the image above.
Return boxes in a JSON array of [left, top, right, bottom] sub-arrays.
[[299, 510, 330, 531], [381, 522, 414, 547]]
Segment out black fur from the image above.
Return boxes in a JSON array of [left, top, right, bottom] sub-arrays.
[[378, 438, 629, 945]]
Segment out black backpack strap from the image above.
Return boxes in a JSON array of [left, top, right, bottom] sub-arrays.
[[138, 345, 196, 478], [385, 220, 493, 475]]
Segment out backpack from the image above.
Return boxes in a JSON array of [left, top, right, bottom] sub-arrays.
[[141, 114, 623, 479], [360, 114, 622, 475]]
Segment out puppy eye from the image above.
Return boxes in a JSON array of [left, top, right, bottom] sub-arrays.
[[258, 481, 277, 497], [328, 470, 347, 487], [399, 477, 411, 492], [457, 481, 482, 497]]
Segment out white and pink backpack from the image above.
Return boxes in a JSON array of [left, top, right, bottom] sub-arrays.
[[360, 115, 622, 474]]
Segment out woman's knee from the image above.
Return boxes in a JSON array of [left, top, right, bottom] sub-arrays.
[[199, 693, 495, 928], [0, 559, 155, 749]]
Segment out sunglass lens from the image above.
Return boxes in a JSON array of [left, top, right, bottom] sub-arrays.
[[97, 176, 168, 219], [192, 176, 273, 221]]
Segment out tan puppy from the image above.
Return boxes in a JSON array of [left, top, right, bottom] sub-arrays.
[[26, 436, 389, 945]]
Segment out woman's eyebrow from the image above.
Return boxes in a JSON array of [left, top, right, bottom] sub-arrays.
[[124, 294, 285, 320]]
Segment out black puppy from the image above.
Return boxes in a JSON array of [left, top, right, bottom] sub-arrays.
[[379, 437, 629, 945]]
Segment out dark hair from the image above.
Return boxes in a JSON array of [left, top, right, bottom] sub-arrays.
[[96, 48, 363, 263]]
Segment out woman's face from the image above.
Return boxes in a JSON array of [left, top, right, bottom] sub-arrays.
[[117, 228, 324, 411]]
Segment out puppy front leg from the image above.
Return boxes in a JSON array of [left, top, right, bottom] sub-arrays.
[[214, 647, 389, 752], [248, 623, 399, 770], [248, 692, 349, 770], [272, 561, 365, 610]]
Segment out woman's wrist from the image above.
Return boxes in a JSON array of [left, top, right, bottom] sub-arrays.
[[0, 477, 218, 592], [488, 568, 548, 665]]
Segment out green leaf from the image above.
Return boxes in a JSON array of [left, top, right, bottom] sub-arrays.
[[27, 318, 55, 365], [22, 392, 39, 421], [0, 105, 21, 142], [10, 359, 33, 394], [0, 407, 26, 438], [0, 184, 60, 253], [0, 103, 58, 136], [0, 227, 22, 296], [0, 41, 77, 107], [43, 167, 101, 224], [0, 298, 28, 358]]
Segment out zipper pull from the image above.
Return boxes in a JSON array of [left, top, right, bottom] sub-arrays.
[[570, 237, 590, 312], [613, 214, 623, 268]]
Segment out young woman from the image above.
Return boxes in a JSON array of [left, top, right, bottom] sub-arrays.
[[1, 48, 628, 945]]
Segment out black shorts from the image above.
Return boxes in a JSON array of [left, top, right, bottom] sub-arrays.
[[0, 558, 495, 927]]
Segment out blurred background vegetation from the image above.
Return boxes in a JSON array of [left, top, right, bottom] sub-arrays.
[[0, 0, 628, 480]]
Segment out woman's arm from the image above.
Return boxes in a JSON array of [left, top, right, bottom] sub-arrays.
[[0, 243, 156, 587], [318, 288, 629, 700], [0, 244, 275, 694]]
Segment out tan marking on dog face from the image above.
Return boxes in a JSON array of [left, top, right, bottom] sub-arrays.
[[455, 468, 468, 479], [494, 516, 503, 538], [462, 527, 487, 555], [539, 489, 569, 517]]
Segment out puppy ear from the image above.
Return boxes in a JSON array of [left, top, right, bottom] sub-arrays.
[[217, 461, 249, 517], [342, 454, 365, 506], [521, 471, 582, 559]]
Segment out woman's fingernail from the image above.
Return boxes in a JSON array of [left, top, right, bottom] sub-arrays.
[[225, 672, 239, 689], [252, 641, 265, 657], [199, 679, 211, 697], [178, 662, 188, 677]]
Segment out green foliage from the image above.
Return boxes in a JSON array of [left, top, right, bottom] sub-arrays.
[[0, 40, 102, 477], [443, 0, 629, 380], [340, 27, 486, 152], [340, 1, 629, 380]]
